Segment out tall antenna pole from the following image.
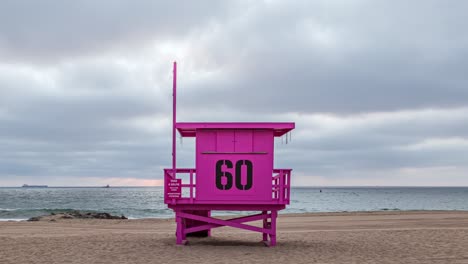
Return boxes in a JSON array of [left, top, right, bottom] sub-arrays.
[[172, 61, 177, 175]]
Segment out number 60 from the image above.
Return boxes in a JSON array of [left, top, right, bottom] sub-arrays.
[[215, 160, 253, 191]]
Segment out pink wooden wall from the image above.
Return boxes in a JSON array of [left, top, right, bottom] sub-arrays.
[[195, 129, 274, 202]]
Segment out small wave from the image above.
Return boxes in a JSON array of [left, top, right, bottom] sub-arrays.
[[0, 208, 20, 211], [0, 208, 92, 212], [0, 208, 100, 214]]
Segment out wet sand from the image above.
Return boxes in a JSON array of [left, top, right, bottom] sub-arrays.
[[1, 211, 468, 264]]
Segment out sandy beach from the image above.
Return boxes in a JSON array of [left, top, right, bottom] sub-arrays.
[[1, 211, 468, 264]]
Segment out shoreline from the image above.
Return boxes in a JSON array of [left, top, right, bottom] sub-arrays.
[[2, 209, 468, 222]]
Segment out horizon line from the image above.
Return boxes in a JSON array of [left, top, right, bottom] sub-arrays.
[[2, 185, 468, 188]]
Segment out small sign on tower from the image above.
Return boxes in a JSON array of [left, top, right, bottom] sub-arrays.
[[167, 179, 181, 199]]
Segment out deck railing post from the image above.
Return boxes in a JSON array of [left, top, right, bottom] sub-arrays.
[[275, 176, 279, 199], [279, 171, 284, 204], [271, 173, 274, 199], [190, 170, 193, 203], [287, 171, 291, 202], [164, 170, 167, 203], [277, 176, 280, 199]]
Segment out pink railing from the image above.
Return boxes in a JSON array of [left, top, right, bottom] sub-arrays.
[[164, 168, 196, 204], [272, 169, 291, 204], [164, 168, 291, 205]]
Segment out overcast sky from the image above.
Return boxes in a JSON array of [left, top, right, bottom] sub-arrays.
[[1, 0, 467, 186]]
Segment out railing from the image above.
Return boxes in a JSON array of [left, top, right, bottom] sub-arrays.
[[164, 168, 196, 204], [272, 169, 292, 204], [164, 168, 291, 205]]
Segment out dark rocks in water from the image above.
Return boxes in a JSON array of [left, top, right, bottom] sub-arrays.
[[62, 211, 128, 219], [76, 212, 127, 219], [27, 211, 127, 221], [61, 214, 74, 219]]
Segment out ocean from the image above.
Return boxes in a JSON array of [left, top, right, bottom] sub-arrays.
[[1, 187, 468, 221]]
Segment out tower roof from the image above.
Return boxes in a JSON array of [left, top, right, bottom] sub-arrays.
[[175, 122, 295, 137]]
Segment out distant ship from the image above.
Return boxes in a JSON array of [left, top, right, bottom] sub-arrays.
[[22, 184, 48, 188], [104, 184, 110, 188]]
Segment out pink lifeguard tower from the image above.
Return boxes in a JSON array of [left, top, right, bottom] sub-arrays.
[[164, 62, 295, 246]]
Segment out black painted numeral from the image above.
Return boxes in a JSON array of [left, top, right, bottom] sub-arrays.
[[216, 160, 233, 190], [235, 160, 253, 190]]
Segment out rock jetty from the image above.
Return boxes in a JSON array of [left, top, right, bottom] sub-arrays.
[[27, 211, 127, 221]]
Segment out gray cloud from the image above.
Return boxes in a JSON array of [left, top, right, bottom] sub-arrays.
[[0, 0, 236, 63], [179, 0, 468, 113]]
